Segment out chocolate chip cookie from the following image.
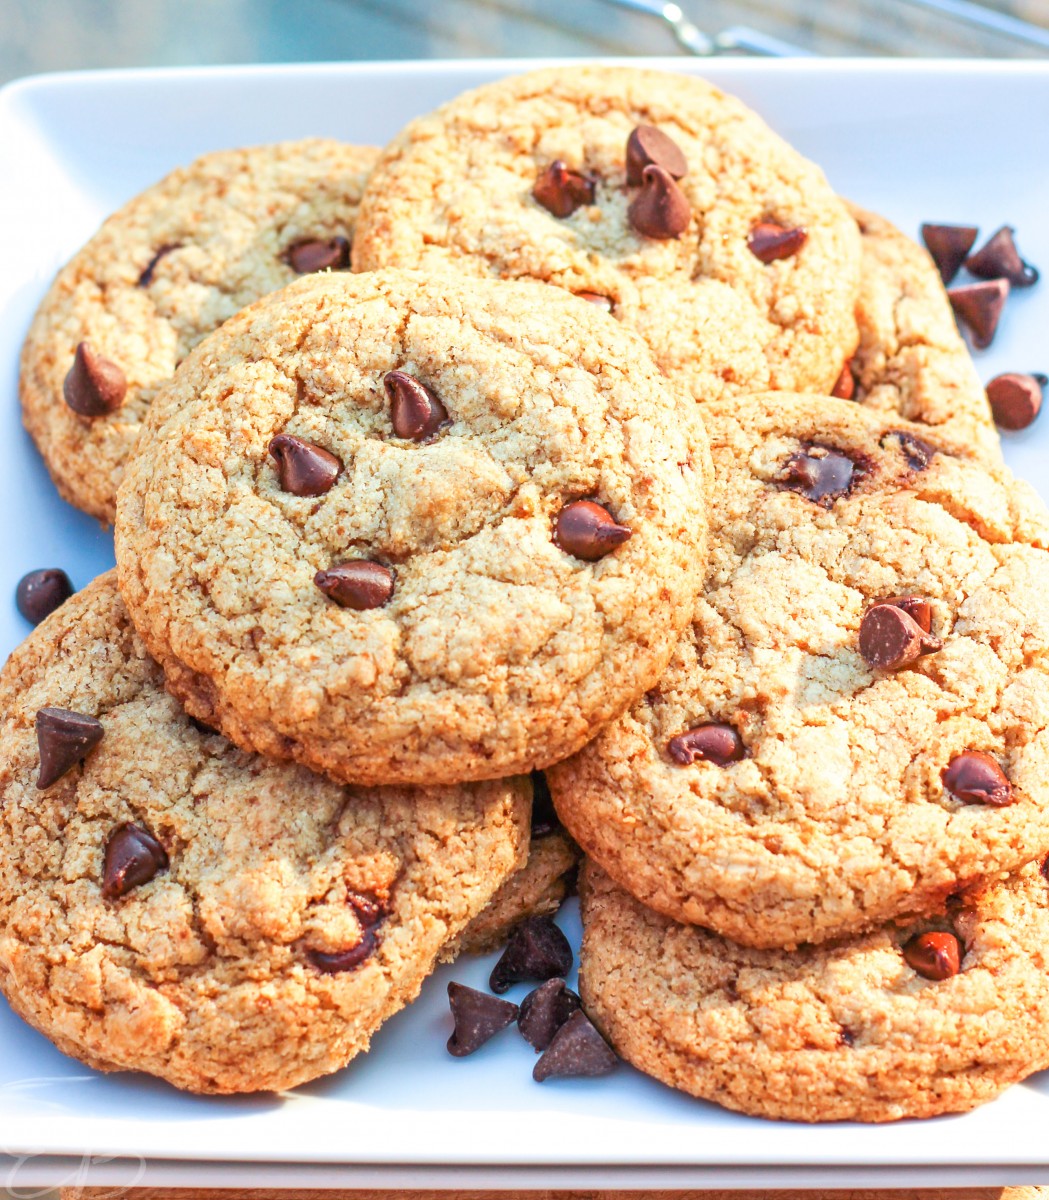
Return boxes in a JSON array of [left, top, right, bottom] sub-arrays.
[[847, 203, 1002, 463], [115, 268, 709, 786], [580, 860, 1049, 1122], [352, 65, 861, 403], [20, 139, 378, 523], [0, 572, 528, 1093], [549, 394, 1049, 949]]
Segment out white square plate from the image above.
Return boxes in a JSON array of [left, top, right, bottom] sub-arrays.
[[0, 57, 1048, 1190]]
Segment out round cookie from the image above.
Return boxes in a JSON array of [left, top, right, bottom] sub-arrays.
[[549, 393, 1049, 949], [847, 203, 1001, 464], [0, 572, 528, 1094], [21, 139, 378, 524], [115, 268, 709, 786], [580, 860, 1049, 1122], [352, 65, 861, 403]]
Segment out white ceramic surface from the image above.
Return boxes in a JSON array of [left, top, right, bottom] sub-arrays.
[[0, 58, 1047, 1187]]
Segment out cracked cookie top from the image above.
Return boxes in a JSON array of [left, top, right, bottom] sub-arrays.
[[579, 860, 1049, 1123], [550, 393, 1049, 949], [352, 65, 861, 404], [20, 139, 378, 523], [115, 268, 709, 786], [0, 572, 528, 1094]]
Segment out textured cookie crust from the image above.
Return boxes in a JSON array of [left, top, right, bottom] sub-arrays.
[[21, 139, 378, 523], [0, 573, 528, 1094], [581, 862, 1049, 1122], [353, 66, 861, 402], [116, 269, 709, 786], [452, 828, 579, 958], [550, 394, 1049, 948], [849, 203, 1001, 464]]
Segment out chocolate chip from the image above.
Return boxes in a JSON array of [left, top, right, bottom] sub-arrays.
[[902, 931, 962, 981], [859, 603, 942, 671], [879, 595, 933, 634], [16, 569, 74, 626], [446, 982, 519, 1057], [553, 500, 631, 561], [268, 434, 342, 496], [627, 165, 690, 240], [489, 916, 573, 995], [748, 221, 808, 264], [308, 894, 384, 973], [948, 279, 1009, 350], [384, 370, 449, 442], [986, 372, 1045, 431], [625, 125, 688, 187], [575, 291, 614, 312], [831, 360, 856, 400], [780, 444, 861, 505], [518, 978, 582, 1051], [101, 823, 168, 900], [942, 751, 1013, 807], [63, 342, 127, 417], [532, 161, 595, 219], [965, 225, 1039, 288], [286, 236, 350, 274], [314, 561, 395, 610], [36, 707, 104, 789], [667, 723, 744, 766], [136, 243, 180, 287], [887, 429, 938, 471], [920, 223, 978, 285], [533, 1009, 617, 1082], [530, 771, 559, 839]]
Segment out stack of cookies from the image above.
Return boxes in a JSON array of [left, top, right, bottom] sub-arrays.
[[4, 65, 1048, 1123]]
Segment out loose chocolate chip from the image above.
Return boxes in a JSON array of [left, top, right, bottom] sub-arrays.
[[446, 982, 519, 1057], [667, 723, 744, 766], [532, 160, 595, 219], [101, 823, 168, 900], [490, 916, 573, 995], [966, 225, 1039, 288], [887, 429, 938, 471], [530, 771, 559, 839], [518, 978, 582, 1051], [879, 595, 933, 634], [533, 1009, 618, 1081], [36, 707, 104, 789], [575, 291, 614, 312], [948, 279, 1009, 350], [553, 500, 631, 561], [307, 930, 378, 974], [625, 125, 688, 187], [384, 370, 449, 442], [986, 372, 1046, 431], [63, 342, 127, 417], [748, 221, 808, 264], [780, 444, 860, 505], [920, 223, 978, 285], [831, 360, 856, 400], [268, 434, 342, 496], [902, 930, 962, 981], [627, 165, 690, 240], [136, 242, 180, 287], [16, 569, 74, 625], [286, 236, 350, 274], [859, 603, 942, 671], [314, 561, 395, 610], [942, 751, 1013, 807]]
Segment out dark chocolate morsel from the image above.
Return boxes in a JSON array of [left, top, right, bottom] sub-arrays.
[[627, 165, 690, 240], [518, 978, 582, 1051], [63, 342, 127, 417], [625, 125, 688, 186], [948, 279, 1009, 350], [920, 223, 978, 285], [748, 221, 808, 263], [136, 243, 180, 287], [532, 1009, 618, 1081], [446, 982, 519, 1057], [902, 931, 962, 981], [286, 236, 350, 274], [36, 706, 104, 789], [307, 894, 384, 973], [16, 569, 74, 626], [384, 371, 449, 441], [780, 445, 861, 505], [554, 501, 631, 561], [268, 434, 342, 496], [667, 723, 744, 766], [533, 161, 595, 219], [942, 751, 1013, 807], [315, 561, 395, 610], [859, 603, 941, 670], [489, 916, 573, 994], [965, 225, 1039, 288], [102, 823, 168, 899], [986, 372, 1044, 432], [878, 595, 933, 634]]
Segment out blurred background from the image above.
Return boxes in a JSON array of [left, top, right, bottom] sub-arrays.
[[3, 0, 1049, 86]]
